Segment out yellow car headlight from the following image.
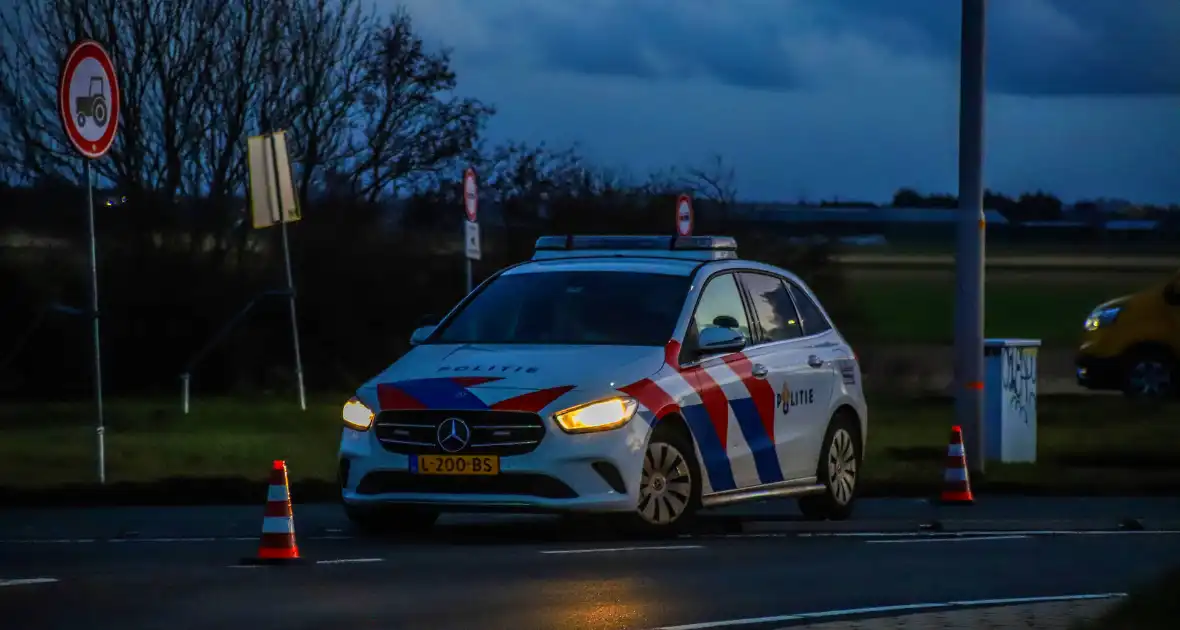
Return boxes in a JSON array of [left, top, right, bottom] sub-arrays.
[[342, 397, 375, 431], [554, 397, 638, 434]]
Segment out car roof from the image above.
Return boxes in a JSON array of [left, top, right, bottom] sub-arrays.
[[501, 256, 809, 288], [504, 257, 703, 276]]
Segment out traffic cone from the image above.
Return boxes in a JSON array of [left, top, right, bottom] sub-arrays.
[[940, 425, 974, 505], [241, 460, 305, 565]]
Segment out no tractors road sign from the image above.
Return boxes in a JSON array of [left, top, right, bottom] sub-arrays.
[[676, 194, 694, 237], [58, 39, 120, 159], [464, 168, 479, 223]]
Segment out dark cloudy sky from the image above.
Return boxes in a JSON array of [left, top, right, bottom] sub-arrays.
[[391, 0, 1180, 205]]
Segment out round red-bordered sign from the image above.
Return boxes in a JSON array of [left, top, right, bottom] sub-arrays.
[[463, 168, 479, 222], [676, 194, 694, 237], [58, 39, 120, 159]]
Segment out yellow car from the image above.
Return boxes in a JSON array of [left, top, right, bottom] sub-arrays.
[[1075, 271, 1180, 400]]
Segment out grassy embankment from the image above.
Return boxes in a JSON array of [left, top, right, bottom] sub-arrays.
[[2, 394, 1176, 502], [841, 263, 1171, 346]]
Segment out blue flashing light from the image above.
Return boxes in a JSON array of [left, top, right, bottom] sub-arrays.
[[532, 235, 739, 261]]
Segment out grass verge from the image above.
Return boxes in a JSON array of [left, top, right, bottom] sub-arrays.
[[1074, 566, 1180, 630], [842, 268, 1159, 345], [2, 394, 1178, 505]]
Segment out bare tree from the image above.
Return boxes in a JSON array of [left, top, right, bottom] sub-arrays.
[[1, 1, 492, 215], [685, 153, 738, 206], [350, 9, 493, 203], [481, 141, 590, 204]]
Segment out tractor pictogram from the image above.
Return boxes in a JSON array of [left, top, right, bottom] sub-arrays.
[[75, 76, 108, 128]]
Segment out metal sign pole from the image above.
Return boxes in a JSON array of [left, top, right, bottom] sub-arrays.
[[954, 0, 987, 475], [84, 158, 106, 484], [270, 132, 306, 411], [465, 257, 473, 294]]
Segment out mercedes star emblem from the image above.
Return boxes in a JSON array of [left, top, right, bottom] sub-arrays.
[[437, 417, 471, 453]]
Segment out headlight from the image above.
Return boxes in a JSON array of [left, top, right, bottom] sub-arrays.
[[1084, 306, 1121, 331], [554, 397, 638, 434], [342, 397, 374, 431]]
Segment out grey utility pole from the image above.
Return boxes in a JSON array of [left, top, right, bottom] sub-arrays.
[[954, 0, 987, 475]]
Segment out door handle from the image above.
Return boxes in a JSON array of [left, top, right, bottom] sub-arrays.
[[807, 355, 824, 368], [751, 363, 769, 379]]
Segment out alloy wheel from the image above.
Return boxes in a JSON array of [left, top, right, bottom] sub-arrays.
[[638, 441, 693, 525], [1128, 360, 1171, 398], [827, 428, 858, 506]]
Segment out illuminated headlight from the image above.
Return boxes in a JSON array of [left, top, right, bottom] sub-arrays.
[[342, 397, 374, 431], [1084, 306, 1121, 331], [554, 397, 638, 434]]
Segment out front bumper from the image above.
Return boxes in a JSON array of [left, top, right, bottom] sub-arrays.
[[1075, 352, 1123, 390], [337, 413, 650, 514]]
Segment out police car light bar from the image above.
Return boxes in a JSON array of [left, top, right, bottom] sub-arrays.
[[532, 235, 738, 261]]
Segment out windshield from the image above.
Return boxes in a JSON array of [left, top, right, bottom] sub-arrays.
[[431, 270, 691, 346]]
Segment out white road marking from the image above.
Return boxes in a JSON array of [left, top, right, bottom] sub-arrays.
[[865, 534, 1031, 544], [1, 529, 1178, 546], [541, 544, 705, 555], [315, 558, 384, 565], [0, 578, 59, 588], [647, 592, 1127, 630], [691, 529, 1180, 540], [0, 535, 347, 545]]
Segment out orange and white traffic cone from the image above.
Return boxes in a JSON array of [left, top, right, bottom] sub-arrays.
[[940, 425, 975, 505], [241, 460, 304, 565]]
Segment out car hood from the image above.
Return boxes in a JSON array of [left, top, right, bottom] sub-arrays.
[[356, 344, 668, 413], [1094, 294, 1133, 311]]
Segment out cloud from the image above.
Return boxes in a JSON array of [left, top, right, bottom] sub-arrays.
[[393, 0, 1180, 96]]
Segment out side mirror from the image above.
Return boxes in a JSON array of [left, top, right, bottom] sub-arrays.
[[697, 326, 746, 356], [409, 325, 436, 346]]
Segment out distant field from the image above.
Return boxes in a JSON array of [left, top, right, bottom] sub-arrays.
[[844, 241, 1179, 257], [840, 267, 1167, 346]]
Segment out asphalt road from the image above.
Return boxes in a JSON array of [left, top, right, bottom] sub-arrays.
[[3, 498, 1179, 630]]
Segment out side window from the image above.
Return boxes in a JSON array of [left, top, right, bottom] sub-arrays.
[[790, 283, 833, 335], [692, 274, 752, 344], [740, 273, 803, 343]]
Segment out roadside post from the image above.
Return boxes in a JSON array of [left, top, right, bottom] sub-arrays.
[[982, 339, 1039, 463], [953, 0, 988, 475], [58, 39, 120, 484], [676, 194, 694, 237], [247, 130, 306, 411], [463, 168, 481, 294]]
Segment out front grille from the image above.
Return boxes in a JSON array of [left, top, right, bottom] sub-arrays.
[[355, 471, 578, 499], [373, 409, 545, 456]]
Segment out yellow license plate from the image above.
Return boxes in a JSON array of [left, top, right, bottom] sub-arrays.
[[412, 454, 499, 475]]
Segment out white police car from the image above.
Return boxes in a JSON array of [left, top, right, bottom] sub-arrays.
[[338, 235, 868, 533]]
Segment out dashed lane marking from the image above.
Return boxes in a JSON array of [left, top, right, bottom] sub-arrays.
[[646, 592, 1127, 630], [315, 558, 384, 565], [0, 535, 352, 545], [3, 530, 1179, 546], [865, 534, 1031, 544], [682, 529, 1180, 540], [0, 578, 59, 588], [541, 544, 705, 555]]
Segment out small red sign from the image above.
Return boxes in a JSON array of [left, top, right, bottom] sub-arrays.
[[463, 168, 479, 223], [58, 39, 120, 159], [676, 194, 694, 237]]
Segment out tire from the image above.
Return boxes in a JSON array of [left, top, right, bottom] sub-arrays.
[[798, 411, 862, 521], [1121, 348, 1176, 401], [343, 503, 439, 536], [77, 112, 86, 128], [626, 421, 702, 536], [93, 100, 108, 126]]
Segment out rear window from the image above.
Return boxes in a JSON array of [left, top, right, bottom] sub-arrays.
[[430, 271, 691, 346]]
